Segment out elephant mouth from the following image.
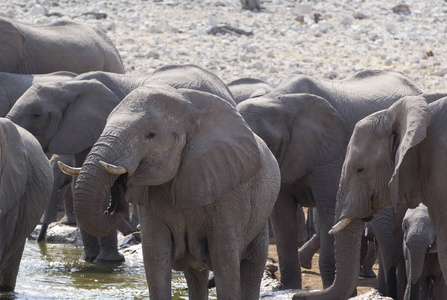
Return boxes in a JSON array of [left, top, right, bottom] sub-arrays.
[[105, 173, 128, 216]]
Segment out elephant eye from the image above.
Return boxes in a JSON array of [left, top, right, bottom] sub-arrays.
[[31, 113, 41, 119], [357, 168, 364, 173], [145, 132, 156, 139]]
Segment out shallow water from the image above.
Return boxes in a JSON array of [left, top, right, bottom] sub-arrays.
[[2, 240, 217, 300]]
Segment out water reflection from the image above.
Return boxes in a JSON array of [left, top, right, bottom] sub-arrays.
[[0, 240, 217, 299]]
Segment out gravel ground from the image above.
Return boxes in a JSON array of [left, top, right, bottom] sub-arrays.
[[3, 0, 446, 299], [2, 0, 447, 91]]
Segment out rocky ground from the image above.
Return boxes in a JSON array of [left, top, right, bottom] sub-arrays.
[[1, 0, 446, 91], [3, 0, 446, 299]]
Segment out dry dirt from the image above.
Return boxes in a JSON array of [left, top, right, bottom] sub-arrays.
[[267, 245, 379, 295]]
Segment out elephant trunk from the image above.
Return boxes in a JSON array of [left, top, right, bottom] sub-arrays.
[[73, 147, 126, 237], [404, 241, 427, 300], [293, 218, 364, 300]]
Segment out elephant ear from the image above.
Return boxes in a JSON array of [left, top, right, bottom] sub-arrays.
[[278, 93, 348, 184], [49, 79, 122, 154], [0, 18, 25, 72], [387, 96, 432, 208], [172, 89, 262, 208]]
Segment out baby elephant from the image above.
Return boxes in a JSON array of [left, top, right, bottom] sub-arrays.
[[402, 203, 447, 299], [0, 118, 53, 292]]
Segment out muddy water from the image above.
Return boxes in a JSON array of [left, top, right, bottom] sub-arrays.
[[2, 240, 217, 300]]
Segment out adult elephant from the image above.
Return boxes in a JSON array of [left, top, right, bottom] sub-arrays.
[[293, 95, 447, 300], [236, 69, 424, 290], [402, 203, 446, 299], [7, 64, 236, 262], [0, 118, 53, 292], [0, 17, 124, 74], [59, 85, 281, 299], [0, 71, 76, 116], [227, 77, 274, 104]]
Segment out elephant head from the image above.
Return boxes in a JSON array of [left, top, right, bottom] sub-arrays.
[[6, 79, 121, 154], [237, 93, 348, 185], [67, 85, 262, 236]]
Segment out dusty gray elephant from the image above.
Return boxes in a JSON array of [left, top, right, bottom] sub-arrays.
[[0, 71, 76, 116], [0, 17, 124, 74], [59, 84, 281, 299], [292, 95, 447, 300], [7, 64, 235, 262], [227, 77, 274, 104], [0, 118, 53, 292], [402, 203, 446, 299], [236, 69, 423, 290]]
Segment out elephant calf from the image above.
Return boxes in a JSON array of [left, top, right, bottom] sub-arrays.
[[403, 203, 447, 299], [60, 84, 281, 299], [0, 118, 53, 292]]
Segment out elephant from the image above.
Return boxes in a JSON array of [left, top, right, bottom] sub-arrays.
[[0, 16, 124, 74], [402, 203, 446, 299], [0, 118, 53, 292], [7, 64, 236, 263], [58, 84, 281, 299], [0, 71, 76, 116], [236, 69, 424, 290], [227, 77, 274, 104], [292, 95, 447, 300]]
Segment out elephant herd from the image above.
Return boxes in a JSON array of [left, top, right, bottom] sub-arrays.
[[0, 15, 446, 300]]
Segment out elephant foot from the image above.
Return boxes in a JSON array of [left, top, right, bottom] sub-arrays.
[[79, 251, 97, 263], [359, 266, 376, 278], [60, 213, 77, 225], [93, 251, 125, 263], [300, 258, 312, 270]]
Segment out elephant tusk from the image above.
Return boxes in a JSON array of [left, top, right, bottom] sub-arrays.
[[57, 161, 81, 176], [99, 160, 127, 175], [328, 218, 353, 235]]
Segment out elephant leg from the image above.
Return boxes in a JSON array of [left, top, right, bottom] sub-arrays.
[[433, 270, 447, 299], [0, 243, 25, 292], [316, 207, 336, 288], [360, 240, 377, 278], [95, 232, 125, 263], [298, 233, 320, 269], [60, 184, 76, 225], [79, 227, 100, 262], [270, 189, 301, 289], [297, 204, 308, 247], [184, 269, 209, 300], [139, 208, 172, 299], [240, 222, 269, 300]]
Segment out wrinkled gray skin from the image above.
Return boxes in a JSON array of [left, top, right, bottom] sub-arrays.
[[0, 118, 53, 292], [7, 64, 235, 263], [0, 17, 124, 74], [37, 154, 75, 242], [71, 85, 281, 299], [403, 203, 446, 300], [227, 77, 274, 104], [0, 71, 76, 116], [236, 69, 424, 291], [294, 95, 447, 300], [362, 205, 408, 299]]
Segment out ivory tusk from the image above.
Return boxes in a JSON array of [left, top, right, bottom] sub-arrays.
[[328, 218, 353, 235], [57, 161, 81, 176], [99, 160, 127, 175]]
